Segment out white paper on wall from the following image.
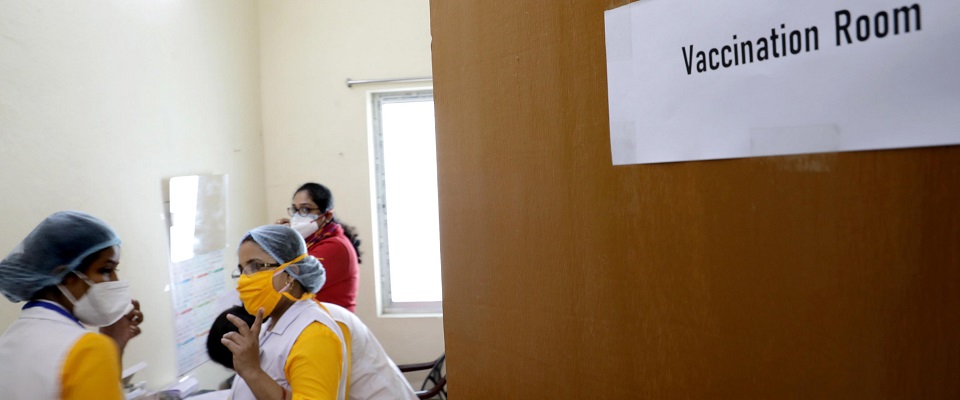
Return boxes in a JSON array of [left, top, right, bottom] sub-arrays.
[[167, 174, 229, 376], [604, 0, 960, 165]]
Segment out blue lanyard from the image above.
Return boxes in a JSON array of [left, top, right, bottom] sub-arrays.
[[23, 300, 84, 328]]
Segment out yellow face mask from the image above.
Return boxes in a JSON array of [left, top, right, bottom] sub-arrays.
[[237, 254, 311, 316]]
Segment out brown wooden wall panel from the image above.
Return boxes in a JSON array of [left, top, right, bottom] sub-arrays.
[[430, 1, 960, 398]]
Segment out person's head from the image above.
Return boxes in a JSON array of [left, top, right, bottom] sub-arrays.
[[207, 305, 255, 370], [0, 211, 131, 326], [235, 225, 325, 316], [288, 182, 334, 229], [287, 182, 363, 263]]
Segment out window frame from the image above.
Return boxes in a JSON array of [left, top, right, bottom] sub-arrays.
[[368, 88, 443, 317]]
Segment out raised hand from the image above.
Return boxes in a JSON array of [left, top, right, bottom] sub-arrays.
[[100, 299, 144, 355], [221, 307, 265, 377]]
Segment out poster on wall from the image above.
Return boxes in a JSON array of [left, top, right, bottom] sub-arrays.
[[604, 0, 960, 165], [169, 250, 228, 375], [167, 174, 229, 375]]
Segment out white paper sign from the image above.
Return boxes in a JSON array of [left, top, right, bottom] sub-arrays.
[[167, 174, 229, 375], [169, 250, 228, 375], [605, 0, 960, 165]]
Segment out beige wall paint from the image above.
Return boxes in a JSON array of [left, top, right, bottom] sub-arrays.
[[257, 0, 444, 384], [0, 0, 263, 390]]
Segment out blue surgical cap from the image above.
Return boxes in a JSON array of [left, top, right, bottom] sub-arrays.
[[240, 225, 326, 293], [0, 211, 121, 302]]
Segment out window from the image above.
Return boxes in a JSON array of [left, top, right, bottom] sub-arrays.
[[370, 89, 442, 315]]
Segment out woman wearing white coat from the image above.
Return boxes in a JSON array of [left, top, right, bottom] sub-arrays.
[[210, 303, 418, 400], [224, 224, 348, 400], [321, 302, 419, 400], [0, 211, 144, 400]]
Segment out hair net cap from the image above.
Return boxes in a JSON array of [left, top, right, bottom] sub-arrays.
[[241, 225, 326, 293], [0, 211, 121, 303]]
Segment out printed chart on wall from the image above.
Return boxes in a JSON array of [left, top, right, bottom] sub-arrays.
[[604, 0, 960, 165], [167, 175, 229, 375]]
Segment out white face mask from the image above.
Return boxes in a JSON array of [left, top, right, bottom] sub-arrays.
[[57, 271, 132, 327], [290, 213, 320, 238]]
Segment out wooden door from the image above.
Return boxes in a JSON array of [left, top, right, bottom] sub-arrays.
[[430, 1, 960, 398]]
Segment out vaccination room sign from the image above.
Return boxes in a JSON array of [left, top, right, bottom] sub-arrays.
[[604, 0, 960, 165]]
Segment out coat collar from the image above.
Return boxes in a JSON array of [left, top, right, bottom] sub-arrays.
[[262, 299, 318, 338]]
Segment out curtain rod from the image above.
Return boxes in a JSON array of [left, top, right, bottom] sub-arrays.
[[345, 76, 432, 88]]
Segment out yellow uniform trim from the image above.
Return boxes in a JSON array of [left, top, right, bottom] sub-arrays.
[[61, 333, 122, 400], [335, 321, 352, 398], [284, 322, 344, 400]]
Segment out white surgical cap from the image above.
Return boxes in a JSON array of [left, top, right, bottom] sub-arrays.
[[240, 225, 326, 293], [0, 211, 121, 302]]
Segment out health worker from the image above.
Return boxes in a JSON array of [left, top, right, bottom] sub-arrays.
[[0, 211, 144, 400], [209, 304, 418, 400], [225, 224, 348, 400]]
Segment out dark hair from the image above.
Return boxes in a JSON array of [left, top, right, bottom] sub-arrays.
[[207, 306, 256, 370], [295, 182, 362, 263]]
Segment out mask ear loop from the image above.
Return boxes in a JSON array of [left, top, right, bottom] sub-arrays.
[[276, 275, 311, 301], [73, 270, 102, 284], [272, 255, 311, 301], [56, 271, 92, 305], [276, 269, 295, 293], [317, 209, 333, 230], [56, 285, 81, 305]]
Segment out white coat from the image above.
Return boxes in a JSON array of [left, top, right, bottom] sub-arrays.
[[231, 299, 349, 400], [0, 301, 100, 399], [321, 303, 419, 400]]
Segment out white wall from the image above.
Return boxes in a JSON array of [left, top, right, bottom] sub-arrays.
[[0, 0, 263, 390], [258, 0, 444, 386]]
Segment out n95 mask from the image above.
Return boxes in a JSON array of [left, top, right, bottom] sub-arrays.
[[289, 214, 320, 238], [58, 271, 132, 327]]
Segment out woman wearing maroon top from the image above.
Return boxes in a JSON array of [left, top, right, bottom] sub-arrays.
[[277, 183, 362, 312]]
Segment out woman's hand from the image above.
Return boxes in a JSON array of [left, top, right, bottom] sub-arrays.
[[221, 307, 265, 378], [223, 308, 289, 399], [100, 299, 143, 355], [276, 217, 290, 225]]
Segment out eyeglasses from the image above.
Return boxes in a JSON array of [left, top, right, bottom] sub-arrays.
[[231, 260, 282, 278], [287, 206, 321, 217]]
